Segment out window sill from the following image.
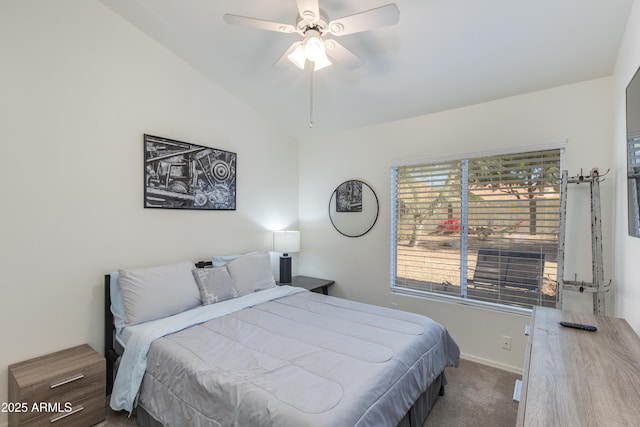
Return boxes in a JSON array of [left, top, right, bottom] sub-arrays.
[[391, 286, 533, 317]]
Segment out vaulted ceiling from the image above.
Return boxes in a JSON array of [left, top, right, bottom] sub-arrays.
[[100, 0, 634, 139]]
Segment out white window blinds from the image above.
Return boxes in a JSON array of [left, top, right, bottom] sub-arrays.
[[392, 148, 562, 310]]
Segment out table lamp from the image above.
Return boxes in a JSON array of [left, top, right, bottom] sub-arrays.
[[273, 231, 300, 283]]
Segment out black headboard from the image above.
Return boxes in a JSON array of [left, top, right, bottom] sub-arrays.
[[104, 260, 213, 395], [104, 273, 117, 395]]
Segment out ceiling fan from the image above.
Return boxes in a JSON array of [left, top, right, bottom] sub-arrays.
[[223, 0, 400, 71]]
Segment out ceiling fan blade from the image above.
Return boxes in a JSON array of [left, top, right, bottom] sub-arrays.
[[296, 0, 321, 23], [223, 14, 296, 34], [324, 39, 363, 70], [327, 4, 400, 36]]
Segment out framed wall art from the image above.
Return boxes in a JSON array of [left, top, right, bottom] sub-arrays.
[[329, 179, 379, 237], [144, 134, 236, 210], [335, 180, 363, 212]]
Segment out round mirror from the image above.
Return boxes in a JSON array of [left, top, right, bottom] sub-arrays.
[[329, 180, 379, 237]]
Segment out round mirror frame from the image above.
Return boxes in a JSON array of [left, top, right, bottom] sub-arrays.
[[328, 180, 379, 238]]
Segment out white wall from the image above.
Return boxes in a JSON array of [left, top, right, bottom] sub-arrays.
[[613, 0, 640, 334], [0, 1, 298, 423], [299, 77, 614, 372]]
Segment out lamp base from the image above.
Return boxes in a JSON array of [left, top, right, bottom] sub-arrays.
[[279, 255, 292, 283]]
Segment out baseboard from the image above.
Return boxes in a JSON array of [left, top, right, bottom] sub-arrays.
[[460, 352, 523, 375]]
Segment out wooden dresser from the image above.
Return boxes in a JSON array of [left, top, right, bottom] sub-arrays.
[[8, 344, 106, 426], [516, 307, 640, 426]]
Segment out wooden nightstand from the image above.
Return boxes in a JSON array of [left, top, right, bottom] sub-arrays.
[[8, 344, 106, 426], [281, 275, 334, 295]]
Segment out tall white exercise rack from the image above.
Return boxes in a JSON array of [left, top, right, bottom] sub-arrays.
[[556, 168, 610, 316]]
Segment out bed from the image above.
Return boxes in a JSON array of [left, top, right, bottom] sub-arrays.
[[104, 253, 460, 426]]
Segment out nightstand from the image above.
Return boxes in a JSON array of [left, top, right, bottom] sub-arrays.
[[8, 344, 106, 426], [281, 275, 334, 295]]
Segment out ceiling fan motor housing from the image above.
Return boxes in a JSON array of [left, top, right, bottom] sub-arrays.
[[296, 8, 329, 34]]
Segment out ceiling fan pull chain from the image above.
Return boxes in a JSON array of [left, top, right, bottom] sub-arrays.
[[309, 64, 314, 128]]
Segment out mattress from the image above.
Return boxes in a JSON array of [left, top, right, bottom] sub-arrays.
[[134, 290, 459, 426]]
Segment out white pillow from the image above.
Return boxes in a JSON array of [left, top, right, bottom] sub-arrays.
[[192, 267, 237, 305], [211, 251, 259, 267], [226, 252, 276, 296], [118, 261, 201, 326]]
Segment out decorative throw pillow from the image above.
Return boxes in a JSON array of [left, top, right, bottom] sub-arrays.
[[192, 267, 237, 305], [118, 261, 201, 326], [226, 252, 276, 297]]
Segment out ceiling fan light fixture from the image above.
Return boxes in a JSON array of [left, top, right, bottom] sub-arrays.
[[287, 31, 332, 70], [287, 43, 307, 69], [312, 52, 331, 70], [303, 31, 324, 60], [304, 30, 331, 70]]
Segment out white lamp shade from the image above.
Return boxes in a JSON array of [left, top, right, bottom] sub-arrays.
[[304, 35, 325, 62], [273, 231, 300, 254], [287, 43, 306, 70], [287, 31, 332, 71], [312, 51, 332, 71]]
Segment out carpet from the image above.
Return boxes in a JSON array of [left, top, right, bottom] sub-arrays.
[[424, 359, 521, 427]]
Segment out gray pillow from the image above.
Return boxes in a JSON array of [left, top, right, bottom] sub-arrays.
[[226, 252, 276, 296], [118, 261, 201, 326], [192, 267, 237, 305]]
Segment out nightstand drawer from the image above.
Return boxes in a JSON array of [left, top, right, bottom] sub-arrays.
[[8, 344, 106, 427], [17, 394, 105, 426], [16, 356, 104, 404]]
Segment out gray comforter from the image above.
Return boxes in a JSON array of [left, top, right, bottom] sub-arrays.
[[138, 291, 459, 426]]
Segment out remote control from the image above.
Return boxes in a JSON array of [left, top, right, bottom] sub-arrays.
[[559, 321, 597, 332]]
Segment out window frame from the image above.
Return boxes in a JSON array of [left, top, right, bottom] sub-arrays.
[[390, 142, 566, 315]]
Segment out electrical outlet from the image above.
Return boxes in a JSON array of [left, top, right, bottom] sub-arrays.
[[501, 335, 511, 350], [391, 302, 398, 309]]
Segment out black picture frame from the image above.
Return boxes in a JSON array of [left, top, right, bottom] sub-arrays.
[[144, 134, 236, 210]]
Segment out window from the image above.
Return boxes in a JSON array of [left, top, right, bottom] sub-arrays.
[[391, 148, 562, 311]]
